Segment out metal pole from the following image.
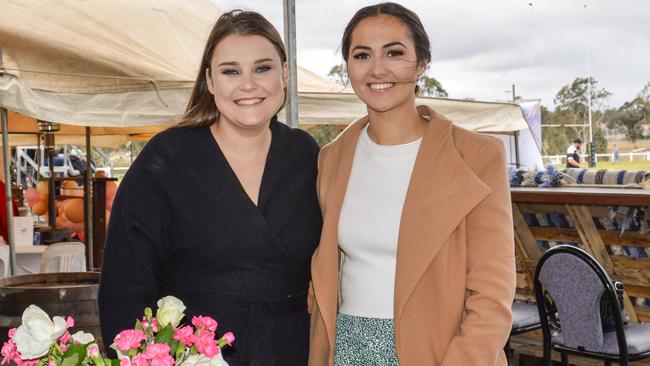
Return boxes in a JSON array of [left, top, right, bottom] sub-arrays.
[[1, 108, 16, 276], [587, 78, 595, 167], [283, 0, 299, 128], [1, 46, 16, 276], [512, 84, 521, 168], [84, 127, 93, 270]]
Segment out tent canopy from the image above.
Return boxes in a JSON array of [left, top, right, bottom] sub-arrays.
[[0, 0, 528, 135]]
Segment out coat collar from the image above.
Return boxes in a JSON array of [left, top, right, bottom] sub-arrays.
[[314, 105, 492, 349]]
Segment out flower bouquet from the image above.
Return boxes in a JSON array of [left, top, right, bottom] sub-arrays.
[[1, 296, 234, 366]]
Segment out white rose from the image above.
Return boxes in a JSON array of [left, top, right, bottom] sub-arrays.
[[156, 296, 186, 328], [180, 353, 229, 366], [13, 305, 67, 359], [71, 331, 95, 344]]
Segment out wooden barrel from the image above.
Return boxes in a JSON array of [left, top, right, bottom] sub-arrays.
[[0, 272, 103, 349]]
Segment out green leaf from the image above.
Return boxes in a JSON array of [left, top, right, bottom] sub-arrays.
[[61, 344, 87, 366], [154, 324, 174, 344], [169, 339, 179, 355], [134, 319, 144, 331], [106, 358, 121, 366], [175, 344, 186, 359]]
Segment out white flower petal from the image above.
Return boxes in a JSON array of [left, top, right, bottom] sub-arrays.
[[71, 331, 95, 344], [13, 325, 52, 359], [22, 305, 55, 342], [51, 316, 68, 340]]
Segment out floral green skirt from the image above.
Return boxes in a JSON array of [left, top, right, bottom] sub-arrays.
[[334, 313, 399, 366]]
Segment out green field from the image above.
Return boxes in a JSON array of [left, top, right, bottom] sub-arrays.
[[552, 160, 650, 171]]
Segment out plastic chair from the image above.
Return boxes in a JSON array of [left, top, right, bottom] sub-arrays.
[[0, 243, 9, 277], [39, 242, 86, 273], [534, 245, 650, 366]]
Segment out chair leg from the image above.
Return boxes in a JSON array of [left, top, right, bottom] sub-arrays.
[[542, 343, 552, 366], [560, 352, 568, 366]]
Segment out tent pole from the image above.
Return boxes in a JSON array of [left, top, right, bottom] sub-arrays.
[[84, 127, 93, 270], [283, 0, 299, 128], [1, 108, 16, 276], [1, 46, 16, 276]]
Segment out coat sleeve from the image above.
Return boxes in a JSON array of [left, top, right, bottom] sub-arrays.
[[441, 138, 516, 366], [98, 146, 170, 351]]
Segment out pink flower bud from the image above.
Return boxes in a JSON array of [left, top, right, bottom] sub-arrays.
[[223, 332, 235, 346], [66, 317, 75, 329], [87, 344, 100, 358]]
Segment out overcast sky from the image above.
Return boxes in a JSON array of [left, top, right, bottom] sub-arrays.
[[213, 0, 650, 110]]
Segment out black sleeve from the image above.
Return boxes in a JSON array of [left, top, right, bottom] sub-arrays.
[[98, 141, 170, 352]]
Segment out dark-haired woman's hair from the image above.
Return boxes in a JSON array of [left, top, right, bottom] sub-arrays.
[[341, 2, 431, 94], [176, 10, 287, 128]]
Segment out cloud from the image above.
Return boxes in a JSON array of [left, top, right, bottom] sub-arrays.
[[213, 0, 650, 108]]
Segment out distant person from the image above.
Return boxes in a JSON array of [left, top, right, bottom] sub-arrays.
[[612, 144, 620, 165], [566, 138, 583, 168]]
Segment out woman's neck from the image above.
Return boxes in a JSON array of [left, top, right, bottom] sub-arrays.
[[366, 103, 427, 146], [210, 119, 272, 159]]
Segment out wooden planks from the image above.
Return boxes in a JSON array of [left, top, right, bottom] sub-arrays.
[[510, 188, 650, 362]]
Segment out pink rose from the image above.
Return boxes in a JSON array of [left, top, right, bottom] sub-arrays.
[[172, 326, 195, 346], [194, 331, 219, 358], [1, 339, 16, 365], [114, 329, 147, 352], [48, 360, 56, 366], [222, 332, 235, 346], [150, 354, 174, 366], [131, 354, 149, 366], [59, 343, 68, 353], [66, 317, 75, 329], [7, 329, 16, 339], [143, 344, 169, 360], [120, 358, 131, 366], [150, 318, 159, 333], [191, 316, 217, 332]]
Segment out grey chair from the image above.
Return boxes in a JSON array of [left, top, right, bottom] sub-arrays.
[[534, 245, 650, 366], [507, 301, 542, 365]]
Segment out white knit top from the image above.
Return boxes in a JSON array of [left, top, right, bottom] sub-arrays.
[[338, 125, 422, 318]]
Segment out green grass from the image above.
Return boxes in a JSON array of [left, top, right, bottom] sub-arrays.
[[552, 160, 650, 171]]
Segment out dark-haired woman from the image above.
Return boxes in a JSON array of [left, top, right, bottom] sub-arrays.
[[99, 10, 322, 365], [309, 3, 515, 365]]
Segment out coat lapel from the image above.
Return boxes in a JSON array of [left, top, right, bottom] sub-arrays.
[[393, 106, 491, 323]]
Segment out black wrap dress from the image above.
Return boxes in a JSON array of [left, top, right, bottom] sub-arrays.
[[98, 118, 322, 365]]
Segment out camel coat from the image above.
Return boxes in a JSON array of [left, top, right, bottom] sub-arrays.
[[309, 105, 516, 365]]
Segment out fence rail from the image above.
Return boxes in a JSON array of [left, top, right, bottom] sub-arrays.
[[544, 152, 650, 164]]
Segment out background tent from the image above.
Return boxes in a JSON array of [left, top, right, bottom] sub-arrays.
[[1, 0, 528, 132]]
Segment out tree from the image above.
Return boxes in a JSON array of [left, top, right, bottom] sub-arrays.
[[417, 75, 448, 97], [611, 97, 647, 146], [327, 64, 348, 85], [553, 77, 612, 124], [640, 81, 650, 102], [308, 125, 341, 147]]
